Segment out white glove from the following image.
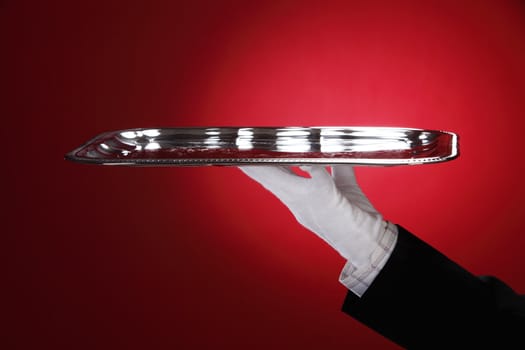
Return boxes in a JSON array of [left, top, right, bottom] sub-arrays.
[[240, 165, 386, 268]]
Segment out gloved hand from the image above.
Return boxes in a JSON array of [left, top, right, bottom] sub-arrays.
[[239, 165, 387, 268]]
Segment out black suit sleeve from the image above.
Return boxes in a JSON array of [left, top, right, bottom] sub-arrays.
[[341, 226, 525, 349]]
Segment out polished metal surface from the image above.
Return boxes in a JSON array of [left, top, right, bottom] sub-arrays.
[[65, 127, 459, 166]]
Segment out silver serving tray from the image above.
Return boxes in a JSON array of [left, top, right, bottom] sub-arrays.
[[65, 127, 459, 166]]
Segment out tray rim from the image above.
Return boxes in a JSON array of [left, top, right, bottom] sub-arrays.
[[64, 126, 459, 167]]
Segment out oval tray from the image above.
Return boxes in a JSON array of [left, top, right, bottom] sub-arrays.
[[65, 126, 459, 166]]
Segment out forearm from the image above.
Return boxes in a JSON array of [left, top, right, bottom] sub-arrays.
[[341, 225, 525, 348]]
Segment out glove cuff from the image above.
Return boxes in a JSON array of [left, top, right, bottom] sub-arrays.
[[339, 222, 399, 296]]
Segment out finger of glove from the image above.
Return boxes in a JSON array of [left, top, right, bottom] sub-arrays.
[[298, 165, 343, 195], [239, 165, 297, 185], [299, 165, 332, 184], [331, 165, 358, 188], [330, 165, 379, 214], [239, 166, 308, 199], [241, 165, 344, 218]]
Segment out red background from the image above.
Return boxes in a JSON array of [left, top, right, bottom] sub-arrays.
[[4, 1, 525, 348]]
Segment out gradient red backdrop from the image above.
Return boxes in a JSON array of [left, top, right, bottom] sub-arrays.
[[4, 1, 525, 349]]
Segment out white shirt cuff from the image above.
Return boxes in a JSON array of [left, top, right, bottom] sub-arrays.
[[339, 221, 398, 297]]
